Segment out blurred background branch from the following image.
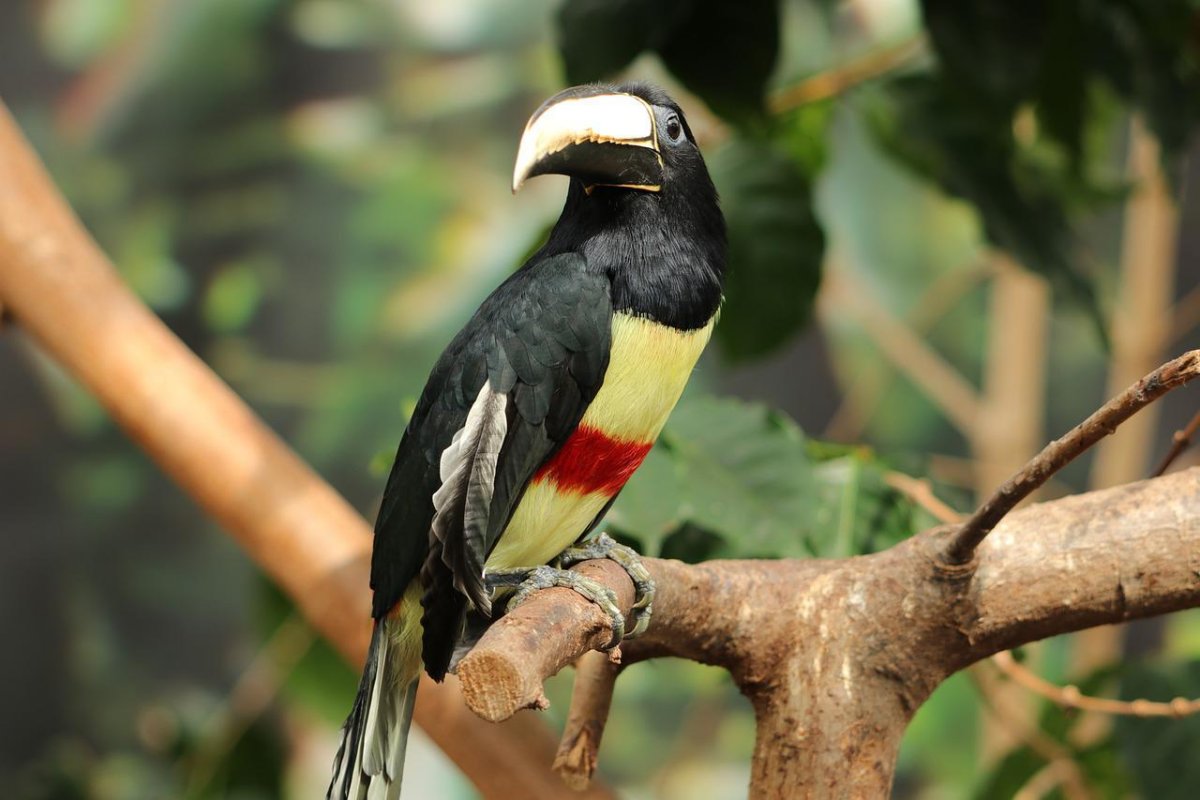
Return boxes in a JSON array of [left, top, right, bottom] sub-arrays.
[[0, 100, 607, 800]]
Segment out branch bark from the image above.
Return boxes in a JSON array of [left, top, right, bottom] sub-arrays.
[[459, 468, 1200, 796], [945, 349, 1200, 564], [0, 101, 610, 799]]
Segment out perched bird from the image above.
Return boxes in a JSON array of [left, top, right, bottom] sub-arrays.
[[329, 82, 726, 799]]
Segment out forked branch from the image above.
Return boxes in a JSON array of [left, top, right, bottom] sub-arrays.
[[457, 467, 1200, 796], [944, 350, 1200, 565]]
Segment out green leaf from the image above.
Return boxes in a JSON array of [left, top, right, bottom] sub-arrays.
[[663, 397, 816, 558], [866, 76, 1108, 345], [605, 445, 687, 556], [655, 0, 780, 121], [556, 0, 780, 122], [556, 0, 679, 85], [203, 258, 266, 333], [710, 137, 825, 361], [610, 396, 926, 560], [609, 396, 813, 557], [256, 581, 357, 726], [809, 451, 917, 558], [1116, 659, 1200, 799], [918, 0, 1200, 164], [1086, 1, 1200, 161]]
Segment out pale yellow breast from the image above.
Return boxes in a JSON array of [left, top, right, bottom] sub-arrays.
[[579, 312, 715, 443], [486, 481, 613, 569]]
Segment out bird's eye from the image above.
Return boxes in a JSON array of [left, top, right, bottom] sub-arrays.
[[665, 116, 683, 141]]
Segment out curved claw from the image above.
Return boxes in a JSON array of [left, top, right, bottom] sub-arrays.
[[504, 564, 628, 649], [559, 532, 656, 640]]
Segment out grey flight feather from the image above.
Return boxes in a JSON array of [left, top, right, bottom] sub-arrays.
[[430, 382, 508, 615]]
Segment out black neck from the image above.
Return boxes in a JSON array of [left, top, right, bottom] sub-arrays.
[[540, 178, 726, 331]]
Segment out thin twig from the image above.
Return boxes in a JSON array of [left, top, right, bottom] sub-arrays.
[[553, 651, 621, 790], [1151, 408, 1200, 478], [992, 651, 1200, 719], [768, 35, 927, 113], [897, 469, 1200, 728], [1014, 761, 1091, 800], [1072, 120, 1179, 730], [972, 250, 1050, 761], [943, 350, 1200, 564], [883, 471, 963, 524]]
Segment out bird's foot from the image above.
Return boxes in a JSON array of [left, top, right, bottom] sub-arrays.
[[486, 565, 627, 647], [558, 532, 655, 640]]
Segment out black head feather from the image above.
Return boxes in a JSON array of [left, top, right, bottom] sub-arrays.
[[536, 83, 726, 331]]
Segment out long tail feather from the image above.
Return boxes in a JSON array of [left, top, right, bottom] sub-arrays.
[[329, 622, 419, 800]]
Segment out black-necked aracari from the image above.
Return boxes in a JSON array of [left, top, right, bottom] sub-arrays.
[[329, 83, 725, 799]]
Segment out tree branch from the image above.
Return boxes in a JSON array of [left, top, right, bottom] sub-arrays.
[[1152, 408, 1200, 478], [0, 101, 608, 799], [768, 35, 927, 113], [944, 349, 1200, 565], [552, 650, 621, 790], [458, 468, 1200, 796], [990, 650, 1200, 719], [458, 559, 636, 722]]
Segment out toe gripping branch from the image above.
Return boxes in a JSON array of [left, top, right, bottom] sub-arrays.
[[486, 533, 656, 649]]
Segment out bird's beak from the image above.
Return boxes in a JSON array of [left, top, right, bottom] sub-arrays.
[[512, 87, 663, 193]]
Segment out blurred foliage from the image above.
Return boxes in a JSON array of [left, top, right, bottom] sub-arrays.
[[972, 666, 1130, 800], [710, 137, 825, 359], [558, 0, 780, 120], [3, 0, 1200, 798], [610, 396, 933, 559], [1116, 660, 1200, 799]]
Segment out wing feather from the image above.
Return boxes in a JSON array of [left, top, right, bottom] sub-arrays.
[[430, 383, 507, 613], [370, 252, 612, 680]]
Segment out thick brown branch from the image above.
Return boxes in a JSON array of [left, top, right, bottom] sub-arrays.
[[0, 101, 608, 799], [961, 468, 1200, 659], [457, 557, 807, 722], [458, 559, 636, 721], [945, 350, 1200, 564], [460, 469, 1200, 796]]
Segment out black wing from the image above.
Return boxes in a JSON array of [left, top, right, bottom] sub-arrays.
[[368, 251, 612, 678]]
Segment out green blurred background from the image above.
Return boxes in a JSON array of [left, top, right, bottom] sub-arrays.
[[2, 0, 1200, 797]]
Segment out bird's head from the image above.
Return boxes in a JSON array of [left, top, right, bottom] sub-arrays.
[[512, 83, 708, 198]]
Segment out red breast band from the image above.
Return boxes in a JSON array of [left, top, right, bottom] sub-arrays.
[[534, 425, 652, 496]]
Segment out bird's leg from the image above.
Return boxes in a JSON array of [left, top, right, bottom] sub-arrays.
[[482, 534, 655, 649], [557, 532, 655, 639], [485, 565, 627, 647]]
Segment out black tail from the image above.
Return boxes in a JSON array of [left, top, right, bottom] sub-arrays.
[[328, 623, 418, 800]]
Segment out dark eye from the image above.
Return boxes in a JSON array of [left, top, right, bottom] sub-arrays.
[[665, 116, 683, 141]]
